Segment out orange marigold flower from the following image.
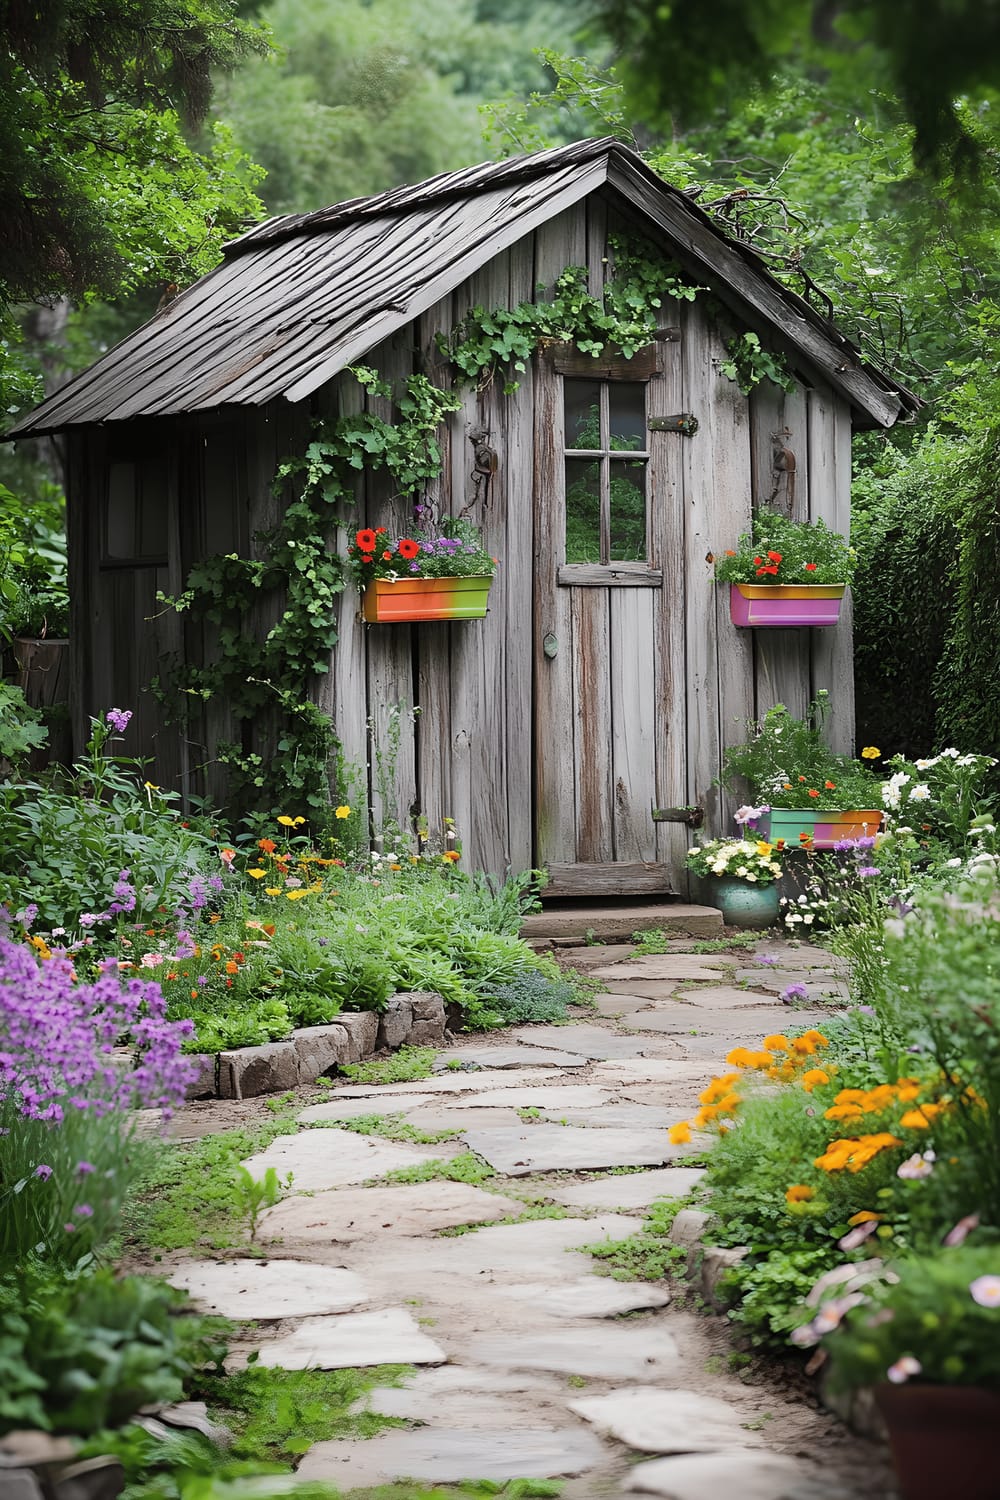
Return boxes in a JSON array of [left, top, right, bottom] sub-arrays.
[[825, 780, 836, 790], [901, 1103, 945, 1129], [441, 850, 461, 863], [668, 1121, 692, 1145], [715, 1091, 742, 1114], [824, 1102, 865, 1122], [763, 1034, 790, 1052], [785, 1184, 815, 1204], [801, 1068, 830, 1092], [807, 788, 820, 799], [726, 1047, 755, 1068], [225, 960, 239, 974], [258, 838, 277, 853]]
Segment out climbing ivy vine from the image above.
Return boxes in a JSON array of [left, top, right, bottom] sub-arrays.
[[158, 238, 780, 825]]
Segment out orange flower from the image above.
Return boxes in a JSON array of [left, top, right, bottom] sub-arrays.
[[258, 838, 277, 853], [801, 1068, 830, 1092], [225, 960, 239, 974], [398, 538, 420, 560], [668, 1121, 692, 1144], [848, 1210, 881, 1226], [807, 788, 820, 799], [763, 1034, 790, 1052], [825, 780, 836, 790], [441, 850, 461, 863], [785, 1184, 815, 1204]]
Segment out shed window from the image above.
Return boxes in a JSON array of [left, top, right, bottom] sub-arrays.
[[563, 379, 649, 564], [104, 460, 168, 564]]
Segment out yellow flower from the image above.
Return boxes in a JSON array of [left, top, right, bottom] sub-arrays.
[[335, 805, 351, 819], [785, 1184, 815, 1204], [848, 1210, 881, 1226], [265, 886, 282, 896], [861, 746, 881, 759], [144, 779, 160, 791], [247, 868, 266, 879], [668, 1121, 692, 1145], [277, 815, 306, 827], [441, 850, 461, 863], [756, 841, 773, 856], [285, 889, 307, 900]]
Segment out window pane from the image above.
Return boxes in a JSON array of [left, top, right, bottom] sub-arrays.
[[564, 379, 602, 449], [106, 462, 137, 558], [608, 383, 646, 451], [565, 458, 602, 564], [609, 460, 647, 561], [138, 465, 168, 558]]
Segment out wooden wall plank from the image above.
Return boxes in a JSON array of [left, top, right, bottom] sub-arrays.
[[572, 587, 614, 860], [808, 385, 855, 753], [610, 588, 657, 862]]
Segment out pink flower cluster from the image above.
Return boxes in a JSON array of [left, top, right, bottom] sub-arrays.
[[0, 936, 197, 1123]]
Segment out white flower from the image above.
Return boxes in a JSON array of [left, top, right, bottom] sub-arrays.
[[956, 754, 978, 766], [786, 913, 803, 925], [946, 858, 963, 868], [940, 747, 960, 758], [711, 863, 726, 875], [736, 866, 749, 877], [803, 913, 814, 924], [897, 1152, 935, 1180], [769, 862, 782, 875], [914, 758, 936, 770], [887, 1356, 923, 1384], [908, 783, 931, 802], [746, 873, 758, 882]]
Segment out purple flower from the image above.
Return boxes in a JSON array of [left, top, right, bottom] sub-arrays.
[[106, 708, 132, 734], [754, 953, 779, 967], [208, 876, 223, 894], [78, 913, 100, 928], [857, 866, 881, 878], [15, 904, 38, 929], [73, 1203, 94, 1218], [196, 974, 208, 987], [782, 982, 809, 1003], [887, 1355, 922, 1384], [33, 1164, 53, 1180], [187, 876, 208, 911], [856, 835, 877, 850], [63, 1222, 77, 1233], [855, 1004, 876, 1017], [76, 1161, 95, 1176]]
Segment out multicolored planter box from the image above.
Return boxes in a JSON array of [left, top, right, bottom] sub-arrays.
[[744, 808, 884, 850], [362, 575, 492, 623], [729, 582, 846, 628]]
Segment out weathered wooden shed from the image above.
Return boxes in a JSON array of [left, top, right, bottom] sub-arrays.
[[13, 138, 917, 895]]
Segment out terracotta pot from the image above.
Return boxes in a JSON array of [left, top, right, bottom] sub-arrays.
[[362, 576, 492, 623], [729, 581, 846, 627], [874, 1382, 1000, 1500]]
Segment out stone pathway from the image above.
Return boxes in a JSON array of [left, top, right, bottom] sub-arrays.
[[166, 936, 896, 1499]]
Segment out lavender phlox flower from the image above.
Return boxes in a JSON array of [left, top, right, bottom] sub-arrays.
[[78, 913, 100, 928], [76, 1161, 95, 1175], [73, 1203, 94, 1218], [208, 876, 223, 894], [187, 875, 208, 911], [833, 838, 857, 853], [857, 866, 881, 878], [174, 929, 197, 959], [734, 803, 770, 827], [754, 953, 779, 967], [105, 708, 132, 734], [856, 836, 877, 850], [33, 1163, 53, 1180], [109, 870, 137, 915], [15, 904, 38, 929], [782, 982, 810, 1003]]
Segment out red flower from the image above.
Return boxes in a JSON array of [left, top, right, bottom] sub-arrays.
[[375, 527, 388, 534], [398, 538, 420, 560], [756, 564, 779, 576], [804, 562, 818, 571], [361, 554, 374, 565], [753, 555, 764, 566], [767, 550, 782, 563], [798, 775, 807, 782], [825, 780, 836, 790], [382, 550, 392, 561], [807, 788, 820, 798], [356, 528, 377, 552]]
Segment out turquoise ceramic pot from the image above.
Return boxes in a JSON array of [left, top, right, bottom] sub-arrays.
[[700, 876, 780, 929]]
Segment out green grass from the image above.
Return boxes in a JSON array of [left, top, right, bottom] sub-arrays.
[[376, 1151, 496, 1187], [313, 1113, 460, 1145], [122, 1115, 300, 1254], [204, 1364, 411, 1459], [340, 1047, 439, 1085], [582, 1197, 688, 1282], [437, 1202, 571, 1236]]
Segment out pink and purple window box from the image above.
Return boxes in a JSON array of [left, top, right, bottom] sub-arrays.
[[729, 583, 846, 628]]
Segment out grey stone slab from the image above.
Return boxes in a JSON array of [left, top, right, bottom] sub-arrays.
[[376, 995, 414, 1049], [622, 1452, 851, 1499], [590, 1059, 713, 1085], [398, 1215, 644, 1281], [570, 1387, 752, 1453], [259, 1181, 524, 1242], [591, 992, 653, 1017], [297, 1426, 606, 1485], [361, 1366, 570, 1426], [328, 1068, 566, 1098], [468, 1324, 682, 1380], [400, 1106, 525, 1133], [441, 1085, 611, 1111], [546, 1167, 707, 1213], [734, 970, 850, 1000], [335, 1012, 378, 1062], [183, 1054, 216, 1099], [462, 1123, 680, 1175], [0, 1474, 43, 1500], [591, 955, 732, 983], [218, 1041, 298, 1100], [241, 1128, 447, 1191], [555, 944, 638, 967], [514, 1024, 653, 1060], [292, 1023, 351, 1083], [297, 1094, 438, 1123], [673, 984, 795, 1010], [433, 1046, 588, 1070], [251, 1307, 446, 1370], [539, 1104, 683, 1130], [166, 1259, 368, 1319], [625, 1006, 836, 1038], [507, 1277, 670, 1318]]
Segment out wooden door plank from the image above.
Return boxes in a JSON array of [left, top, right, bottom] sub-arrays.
[[572, 586, 614, 861], [543, 861, 677, 897], [807, 386, 855, 753], [610, 588, 657, 862]]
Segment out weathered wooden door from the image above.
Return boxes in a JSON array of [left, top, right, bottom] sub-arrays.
[[533, 338, 690, 897]]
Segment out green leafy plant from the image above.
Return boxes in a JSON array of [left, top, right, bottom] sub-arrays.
[[719, 694, 881, 811], [346, 515, 498, 590], [232, 1167, 291, 1243], [720, 332, 795, 395], [0, 682, 48, 766], [714, 508, 855, 587], [340, 1046, 439, 1086]]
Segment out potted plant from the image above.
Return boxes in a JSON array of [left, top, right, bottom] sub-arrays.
[[715, 508, 855, 627], [347, 516, 498, 623], [821, 1246, 1000, 1500], [685, 836, 783, 927], [721, 694, 883, 848]]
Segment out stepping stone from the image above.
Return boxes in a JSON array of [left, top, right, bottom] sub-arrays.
[[514, 1024, 653, 1060], [507, 1277, 670, 1318], [622, 1451, 851, 1499], [555, 943, 638, 967], [441, 1085, 611, 1111], [569, 1387, 752, 1453], [624, 1006, 837, 1037], [166, 1259, 368, 1319], [734, 970, 849, 1000], [363, 1365, 570, 1426], [591, 955, 731, 983], [468, 1324, 682, 1380], [297, 1425, 606, 1485], [240, 1128, 449, 1192], [673, 985, 793, 1010], [591, 1059, 712, 1085], [250, 1307, 446, 1370], [539, 1104, 681, 1130], [259, 1181, 525, 1242], [297, 1095, 437, 1122], [462, 1123, 680, 1175], [591, 993, 653, 1017], [401, 1106, 526, 1132], [327, 1068, 566, 1098], [546, 1167, 707, 1212], [404, 1215, 644, 1281], [432, 1046, 588, 1070]]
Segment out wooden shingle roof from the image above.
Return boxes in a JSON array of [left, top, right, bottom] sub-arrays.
[[11, 137, 918, 436]]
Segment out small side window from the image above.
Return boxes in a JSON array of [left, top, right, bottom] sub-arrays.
[[563, 378, 649, 565], [103, 459, 168, 564]]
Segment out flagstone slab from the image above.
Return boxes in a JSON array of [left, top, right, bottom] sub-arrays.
[[250, 1307, 446, 1370], [624, 1006, 836, 1037], [391, 1215, 644, 1281], [296, 1425, 606, 1485], [590, 1059, 714, 1085], [166, 1259, 369, 1319], [297, 1094, 438, 1123], [591, 993, 656, 1017], [507, 1277, 670, 1318], [514, 1024, 653, 1060], [324, 1068, 566, 1098], [361, 1366, 571, 1426], [538, 1104, 682, 1130], [622, 1451, 850, 1499], [673, 985, 795, 1010], [259, 1181, 525, 1242], [461, 1123, 679, 1175], [545, 1167, 707, 1212], [591, 955, 732, 983], [569, 1387, 754, 1453], [441, 1085, 611, 1111], [735, 970, 850, 999], [431, 1046, 588, 1070], [467, 1324, 682, 1381], [240, 1128, 450, 1192]]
